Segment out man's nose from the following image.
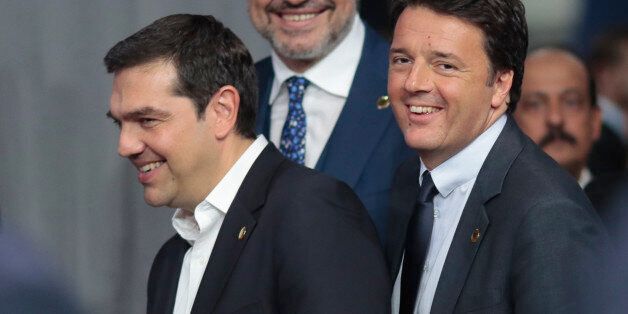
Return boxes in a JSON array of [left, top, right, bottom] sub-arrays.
[[404, 62, 434, 94], [117, 125, 145, 158], [546, 101, 564, 127]]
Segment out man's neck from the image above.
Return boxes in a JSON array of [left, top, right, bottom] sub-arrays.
[[277, 55, 320, 73], [182, 136, 255, 212]]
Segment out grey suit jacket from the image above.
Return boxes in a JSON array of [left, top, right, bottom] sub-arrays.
[[387, 116, 609, 313]]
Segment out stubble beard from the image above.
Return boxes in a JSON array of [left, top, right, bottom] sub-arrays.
[[261, 14, 354, 62]]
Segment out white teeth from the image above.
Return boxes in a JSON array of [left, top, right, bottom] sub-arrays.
[[140, 162, 163, 173], [283, 13, 317, 22], [410, 106, 441, 114]]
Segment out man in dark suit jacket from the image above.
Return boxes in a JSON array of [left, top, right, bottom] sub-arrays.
[[386, 0, 609, 313], [248, 0, 414, 243], [104, 14, 389, 313]]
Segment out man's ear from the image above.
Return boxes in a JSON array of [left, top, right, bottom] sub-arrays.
[[491, 69, 514, 109], [209, 85, 240, 139]]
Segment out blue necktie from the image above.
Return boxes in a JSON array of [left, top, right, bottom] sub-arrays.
[[279, 76, 310, 165], [400, 171, 439, 314]]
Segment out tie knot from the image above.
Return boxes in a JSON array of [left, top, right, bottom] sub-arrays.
[[418, 171, 439, 203], [287, 76, 310, 94]]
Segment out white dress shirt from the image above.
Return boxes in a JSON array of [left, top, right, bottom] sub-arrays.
[[392, 115, 507, 314], [171, 136, 268, 314], [578, 167, 593, 189], [268, 15, 365, 168]]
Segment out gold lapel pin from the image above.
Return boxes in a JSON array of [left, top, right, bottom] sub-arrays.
[[238, 226, 247, 240], [376, 95, 390, 110], [470, 228, 481, 243]]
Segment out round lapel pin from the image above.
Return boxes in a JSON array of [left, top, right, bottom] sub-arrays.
[[376, 95, 390, 110]]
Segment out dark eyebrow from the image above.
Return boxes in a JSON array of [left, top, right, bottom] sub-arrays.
[[522, 91, 549, 100], [390, 47, 411, 55], [431, 51, 465, 64], [105, 107, 171, 128], [432, 51, 455, 59], [107, 107, 171, 121], [431, 51, 468, 70]]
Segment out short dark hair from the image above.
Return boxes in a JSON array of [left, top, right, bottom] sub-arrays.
[[391, 0, 529, 113], [590, 26, 628, 73], [104, 14, 258, 139]]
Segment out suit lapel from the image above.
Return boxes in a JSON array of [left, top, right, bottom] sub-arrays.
[[191, 145, 285, 313], [429, 190, 490, 313], [254, 28, 395, 188], [386, 157, 420, 280], [315, 27, 394, 188], [430, 117, 525, 313], [255, 57, 274, 137], [148, 236, 190, 314]]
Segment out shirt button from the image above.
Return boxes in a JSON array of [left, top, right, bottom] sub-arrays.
[[433, 209, 440, 219], [423, 265, 428, 272]]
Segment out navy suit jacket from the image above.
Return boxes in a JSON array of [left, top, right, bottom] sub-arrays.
[[387, 117, 609, 313], [147, 145, 390, 314], [255, 25, 414, 244]]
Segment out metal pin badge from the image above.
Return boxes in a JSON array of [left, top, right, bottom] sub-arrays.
[[376, 95, 390, 110], [470, 228, 481, 243], [238, 227, 247, 240]]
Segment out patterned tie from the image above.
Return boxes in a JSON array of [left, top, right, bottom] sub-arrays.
[[400, 171, 439, 314], [279, 76, 310, 164]]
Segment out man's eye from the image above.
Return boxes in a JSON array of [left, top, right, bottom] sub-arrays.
[[437, 63, 456, 71], [563, 97, 583, 108], [522, 99, 545, 111], [140, 118, 158, 127], [392, 56, 411, 64]]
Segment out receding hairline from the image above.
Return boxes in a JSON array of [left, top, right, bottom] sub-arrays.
[[525, 48, 588, 76]]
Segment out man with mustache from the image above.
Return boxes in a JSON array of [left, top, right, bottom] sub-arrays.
[[514, 47, 602, 188], [248, 0, 414, 244], [104, 14, 389, 314]]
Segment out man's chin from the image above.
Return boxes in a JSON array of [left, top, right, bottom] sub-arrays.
[[544, 151, 578, 170], [143, 192, 169, 208], [274, 40, 327, 60]]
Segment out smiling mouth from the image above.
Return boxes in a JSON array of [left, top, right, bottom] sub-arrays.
[[410, 106, 442, 114], [281, 13, 318, 22], [139, 161, 164, 173]]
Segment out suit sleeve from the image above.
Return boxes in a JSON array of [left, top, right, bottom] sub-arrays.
[[274, 177, 391, 314], [511, 199, 610, 313]]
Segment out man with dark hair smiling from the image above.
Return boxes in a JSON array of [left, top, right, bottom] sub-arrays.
[[385, 0, 609, 313], [104, 14, 389, 314]]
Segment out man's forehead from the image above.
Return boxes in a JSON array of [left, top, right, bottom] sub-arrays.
[[525, 51, 589, 86], [392, 7, 485, 53]]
